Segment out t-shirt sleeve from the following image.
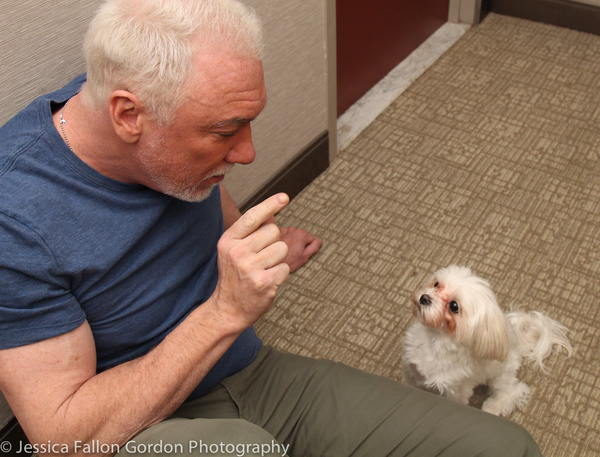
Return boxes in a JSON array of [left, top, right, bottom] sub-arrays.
[[0, 213, 86, 349]]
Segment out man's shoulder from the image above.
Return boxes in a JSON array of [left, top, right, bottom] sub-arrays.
[[0, 74, 86, 159], [0, 74, 87, 215]]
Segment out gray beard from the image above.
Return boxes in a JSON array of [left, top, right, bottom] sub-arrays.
[[137, 138, 233, 202]]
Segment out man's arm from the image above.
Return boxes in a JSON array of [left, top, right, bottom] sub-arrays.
[[0, 194, 290, 457], [220, 184, 323, 272]]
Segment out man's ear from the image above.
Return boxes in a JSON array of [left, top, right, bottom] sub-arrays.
[[109, 90, 145, 143]]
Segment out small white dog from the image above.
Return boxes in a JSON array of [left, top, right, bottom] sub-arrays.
[[401, 265, 572, 416]]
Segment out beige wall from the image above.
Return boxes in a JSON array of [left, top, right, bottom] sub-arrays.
[[0, 1, 99, 123], [0, 0, 329, 428]]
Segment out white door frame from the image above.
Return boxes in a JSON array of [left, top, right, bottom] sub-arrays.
[[449, 0, 483, 24]]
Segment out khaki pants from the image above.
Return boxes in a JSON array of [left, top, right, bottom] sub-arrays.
[[120, 346, 542, 457]]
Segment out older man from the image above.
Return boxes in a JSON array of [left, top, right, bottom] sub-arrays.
[[0, 1, 541, 456]]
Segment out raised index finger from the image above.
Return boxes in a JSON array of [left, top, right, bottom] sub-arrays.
[[229, 193, 289, 240]]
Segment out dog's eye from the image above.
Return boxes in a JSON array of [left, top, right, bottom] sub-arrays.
[[434, 282, 439, 288], [449, 301, 459, 313]]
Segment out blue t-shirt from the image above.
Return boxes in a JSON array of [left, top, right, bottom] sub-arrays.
[[0, 75, 262, 400]]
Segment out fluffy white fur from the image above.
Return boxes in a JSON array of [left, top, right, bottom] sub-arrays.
[[401, 265, 573, 416]]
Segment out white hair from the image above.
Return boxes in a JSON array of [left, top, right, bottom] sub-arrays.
[[82, 0, 264, 123]]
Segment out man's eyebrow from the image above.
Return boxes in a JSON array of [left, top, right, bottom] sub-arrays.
[[209, 117, 256, 128]]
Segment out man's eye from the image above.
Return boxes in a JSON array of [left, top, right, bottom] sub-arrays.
[[218, 131, 237, 138]]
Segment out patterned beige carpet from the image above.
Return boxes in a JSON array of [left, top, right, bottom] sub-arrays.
[[256, 12, 600, 457]]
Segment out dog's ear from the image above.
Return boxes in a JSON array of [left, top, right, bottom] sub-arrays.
[[469, 309, 510, 361]]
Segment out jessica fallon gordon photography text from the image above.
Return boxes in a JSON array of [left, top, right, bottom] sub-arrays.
[[9, 440, 291, 456]]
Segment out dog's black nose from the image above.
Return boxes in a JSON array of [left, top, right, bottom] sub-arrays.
[[419, 294, 432, 306]]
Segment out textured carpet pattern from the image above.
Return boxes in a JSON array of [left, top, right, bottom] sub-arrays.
[[256, 13, 600, 457]]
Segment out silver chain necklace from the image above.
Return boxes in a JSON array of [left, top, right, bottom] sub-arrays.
[[59, 98, 74, 152]]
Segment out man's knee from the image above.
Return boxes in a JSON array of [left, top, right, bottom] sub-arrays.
[[465, 417, 542, 457], [119, 418, 289, 457], [497, 420, 542, 457]]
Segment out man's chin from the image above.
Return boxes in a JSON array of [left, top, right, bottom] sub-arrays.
[[147, 164, 232, 202], [162, 182, 218, 203]]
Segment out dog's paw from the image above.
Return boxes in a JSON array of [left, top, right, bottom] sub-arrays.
[[482, 397, 505, 416], [482, 383, 530, 416], [513, 382, 531, 410]]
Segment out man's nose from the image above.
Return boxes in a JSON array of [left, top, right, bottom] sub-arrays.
[[224, 124, 256, 165]]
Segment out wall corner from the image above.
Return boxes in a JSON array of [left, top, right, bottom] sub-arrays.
[[448, 0, 482, 24], [326, 0, 338, 162]]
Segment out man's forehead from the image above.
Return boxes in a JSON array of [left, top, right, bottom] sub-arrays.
[[184, 83, 267, 121], [185, 52, 265, 102], [192, 50, 264, 87], [174, 51, 267, 129]]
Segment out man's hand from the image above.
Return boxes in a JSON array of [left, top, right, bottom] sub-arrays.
[[219, 185, 322, 273], [211, 193, 291, 328], [279, 227, 322, 273]]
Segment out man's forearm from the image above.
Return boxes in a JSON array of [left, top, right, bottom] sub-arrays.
[[13, 301, 245, 457]]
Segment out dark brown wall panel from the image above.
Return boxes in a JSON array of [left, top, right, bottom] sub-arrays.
[[337, 0, 449, 116]]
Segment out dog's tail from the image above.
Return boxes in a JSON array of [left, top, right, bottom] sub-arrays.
[[507, 311, 573, 372]]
